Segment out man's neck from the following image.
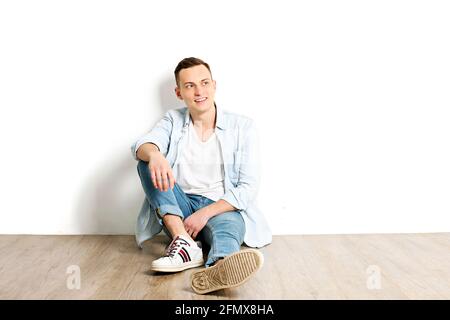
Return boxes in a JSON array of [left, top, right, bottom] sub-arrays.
[[189, 103, 216, 130]]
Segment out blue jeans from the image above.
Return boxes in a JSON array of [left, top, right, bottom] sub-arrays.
[[137, 160, 246, 267]]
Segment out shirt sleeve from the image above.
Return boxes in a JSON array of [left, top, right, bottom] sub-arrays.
[[220, 119, 261, 211], [130, 110, 174, 161]]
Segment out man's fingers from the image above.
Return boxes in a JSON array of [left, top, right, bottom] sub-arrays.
[[184, 221, 192, 237], [167, 170, 176, 189], [150, 167, 158, 190], [185, 222, 197, 239], [151, 165, 174, 192], [148, 152, 174, 192], [161, 170, 169, 192], [155, 169, 164, 191], [152, 169, 161, 189]]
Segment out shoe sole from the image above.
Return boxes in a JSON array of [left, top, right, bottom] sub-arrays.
[[190, 249, 264, 294], [151, 259, 204, 273]]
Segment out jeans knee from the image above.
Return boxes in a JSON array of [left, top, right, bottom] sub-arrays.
[[137, 159, 148, 173], [208, 213, 245, 245], [137, 160, 156, 190], [137, 160, 146, 175]]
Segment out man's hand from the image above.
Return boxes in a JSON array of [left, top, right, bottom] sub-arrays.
[[183, 200, 238, 239], [183, 209, 210, 239], [148, 151, 176, 192]]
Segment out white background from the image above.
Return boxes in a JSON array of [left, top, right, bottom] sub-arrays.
[[1, 0, 449, 235]]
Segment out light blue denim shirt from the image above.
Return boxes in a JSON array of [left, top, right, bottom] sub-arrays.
[[130, 105, 272, 248]]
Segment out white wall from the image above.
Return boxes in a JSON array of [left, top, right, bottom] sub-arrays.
[[1, 0, 449, 235]]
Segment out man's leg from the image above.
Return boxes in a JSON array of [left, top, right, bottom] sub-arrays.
[[137, 160, 186, 217], [162, 214, 191, 240], [199, 211, 246, 267], [190, 211, 264, 294], [137, 160, 203, 272]]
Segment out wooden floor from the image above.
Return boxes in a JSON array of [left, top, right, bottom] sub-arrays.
[[0, 233, 449, 299]]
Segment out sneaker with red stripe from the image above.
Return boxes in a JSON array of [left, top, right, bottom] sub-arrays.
[[151, 235, 204, 272]]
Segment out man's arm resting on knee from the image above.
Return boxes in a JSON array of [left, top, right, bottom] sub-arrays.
[[183, 199, 238, 239], [201, 199, 238, 219]]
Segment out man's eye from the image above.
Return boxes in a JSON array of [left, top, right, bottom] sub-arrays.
[[202, 82, 209, 85], [186, 84, 192, 88]]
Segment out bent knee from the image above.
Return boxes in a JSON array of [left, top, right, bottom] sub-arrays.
[[207, 211, 245, 240], [137, 160, 157, 189], [137, 160, 149, 175]]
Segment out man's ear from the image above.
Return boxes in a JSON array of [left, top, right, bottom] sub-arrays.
[[174, 87, 183, 100]]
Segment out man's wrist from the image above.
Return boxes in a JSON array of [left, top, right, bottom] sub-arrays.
[[200, 205, 215, 219], [146, 144, 161, 159], [148, 149, 159, 156]]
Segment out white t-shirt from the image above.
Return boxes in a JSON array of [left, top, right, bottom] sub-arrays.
[[175, 121, 225, 201]]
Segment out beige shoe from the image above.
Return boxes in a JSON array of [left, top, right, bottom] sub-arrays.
[[190, 249, 264, 294]]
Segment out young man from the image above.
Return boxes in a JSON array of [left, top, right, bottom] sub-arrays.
[[131, 57, 272, 294]]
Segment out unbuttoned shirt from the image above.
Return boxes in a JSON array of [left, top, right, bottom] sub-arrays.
[[130, 105, 272, 248]]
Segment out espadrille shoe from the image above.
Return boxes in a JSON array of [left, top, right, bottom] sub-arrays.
[[190, 249, 264, 294]]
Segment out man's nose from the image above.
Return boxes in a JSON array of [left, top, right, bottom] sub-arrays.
[[194, 86, 203, 96]]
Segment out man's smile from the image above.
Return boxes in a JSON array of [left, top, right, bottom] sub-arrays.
[[194, 97, 207, 104]]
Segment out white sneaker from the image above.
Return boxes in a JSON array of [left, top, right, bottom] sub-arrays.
[[151, 235, 204, 272]]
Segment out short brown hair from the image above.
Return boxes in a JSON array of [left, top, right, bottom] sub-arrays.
[[174, 57, 212, 87]]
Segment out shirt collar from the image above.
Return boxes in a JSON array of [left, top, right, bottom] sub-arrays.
[[183, 102, 226, 130]]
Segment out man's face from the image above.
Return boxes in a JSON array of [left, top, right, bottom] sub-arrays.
[[175, 64, 216, 114]]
